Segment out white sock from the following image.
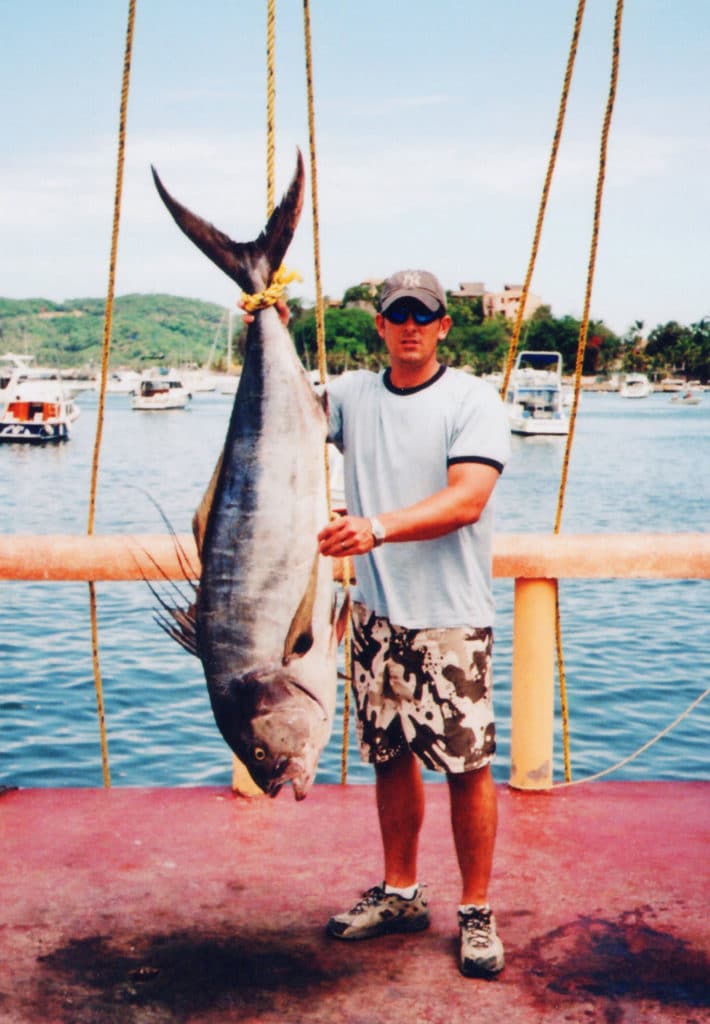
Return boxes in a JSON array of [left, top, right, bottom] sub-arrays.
[[459, 903, 490, 914], [385, 882, 419, 900]]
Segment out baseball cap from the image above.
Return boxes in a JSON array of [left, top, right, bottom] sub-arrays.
[[379, 270, 447, 313]]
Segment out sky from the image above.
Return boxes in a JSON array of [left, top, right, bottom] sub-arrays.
[[2, 0, 709, 337]]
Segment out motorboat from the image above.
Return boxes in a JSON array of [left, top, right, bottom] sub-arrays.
[[0, 368, 80, 444], [504, 351, 569, 436], [670, 387, 702, 406], [131, 369, 191, 410], [619, 372, 651, 398]]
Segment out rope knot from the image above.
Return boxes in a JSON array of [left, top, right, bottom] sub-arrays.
[[240, 264, 302, 313]]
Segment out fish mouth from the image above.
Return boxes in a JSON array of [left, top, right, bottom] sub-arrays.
[[262, 752, 317, 801]]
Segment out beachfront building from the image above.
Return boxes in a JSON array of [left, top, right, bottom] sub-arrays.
[[450, 281, 545, 322]]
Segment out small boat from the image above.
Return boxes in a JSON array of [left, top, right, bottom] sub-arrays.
[[670, 388, 702, 406], [131, 369, 191, 411], [619, 372, 651, 398], [0, 369, 80, 444], [505, 351, 569, 436]]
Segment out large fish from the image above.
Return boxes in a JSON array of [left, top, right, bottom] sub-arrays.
[[151, 152, 346, 799]]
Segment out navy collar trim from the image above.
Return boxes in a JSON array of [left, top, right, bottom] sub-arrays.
[[383, 364, 447, 396]]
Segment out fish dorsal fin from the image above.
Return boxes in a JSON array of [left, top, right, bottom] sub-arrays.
[[192, 448, 224, 556], [282, 550, 320, 664], [151, 152, 305, 295]]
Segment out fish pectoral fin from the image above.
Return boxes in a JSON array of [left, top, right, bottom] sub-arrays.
[[154, 593, 199, 658], [192, 448, 224, 555], [282, 551, 320, 664]]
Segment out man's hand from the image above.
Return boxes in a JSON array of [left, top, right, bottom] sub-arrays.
[[318, 514, 377, 557]]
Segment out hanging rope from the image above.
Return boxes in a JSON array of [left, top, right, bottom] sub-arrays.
[[265, 0, 276, 217], [500, 0, 587, 402], [496, 0, 587, 780], [302, 0, 327, 389], [86, 0, 137, 788], [301, 0, 352, 782], [553, 0, 625, 782], [554, 1, 624, 535]]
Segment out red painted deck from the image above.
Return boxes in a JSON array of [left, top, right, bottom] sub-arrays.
[[1, 782, 708, 1023]]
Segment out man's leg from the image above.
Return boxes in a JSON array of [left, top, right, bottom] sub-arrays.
[[376, 749, 425, 887], [326, 750, 428, 940], [448, 763, 504, 976], [446, 763, 497, 905]]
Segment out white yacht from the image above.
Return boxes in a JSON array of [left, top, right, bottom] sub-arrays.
[[504, 351, 569, 436], [131, 369, 191, 411], [619, 373, 651, 399], [0, 367, 80, 444]]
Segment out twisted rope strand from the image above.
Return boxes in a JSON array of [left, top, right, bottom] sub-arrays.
[[554, 0, 625, 782], [87, 0, 137, 788], [500, 0, 587, 401]]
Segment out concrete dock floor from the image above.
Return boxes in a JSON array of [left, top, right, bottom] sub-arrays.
[[1, 782, 708, 1023]]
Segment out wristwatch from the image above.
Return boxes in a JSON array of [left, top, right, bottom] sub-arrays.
[[370, 517, 386, 547]]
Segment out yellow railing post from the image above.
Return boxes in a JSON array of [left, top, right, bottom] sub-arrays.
[[509, 577, 557, 790]]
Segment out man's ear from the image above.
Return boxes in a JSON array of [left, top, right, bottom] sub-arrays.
[[438, 314, 453, 340], [375, 313, 387, 339]]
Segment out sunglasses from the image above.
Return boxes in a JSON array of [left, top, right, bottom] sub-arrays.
[[383, 302, 443, 326]]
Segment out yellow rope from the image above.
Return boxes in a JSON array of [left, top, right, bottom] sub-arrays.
[[500, 0, 587, 402], [301, 0, 352, 782], [86, 0, 137, 788], [498, 0, 587, 782], [240, 264, 302, 313], [266, 0, 276, 217], [553, 0, 625, 783], [302, 0, 327, 389]]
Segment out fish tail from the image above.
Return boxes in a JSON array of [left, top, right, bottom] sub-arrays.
[[151, 151, 305, 295]]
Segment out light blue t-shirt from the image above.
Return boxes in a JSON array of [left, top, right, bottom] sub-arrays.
[[326, 365, 511, 629]]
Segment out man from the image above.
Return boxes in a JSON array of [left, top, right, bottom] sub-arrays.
[[317, 269, 511, 978]]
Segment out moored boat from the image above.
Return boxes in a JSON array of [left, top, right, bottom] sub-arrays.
[[504, 351, 569, 436], [131, 369, 191, 410], [670, 387, 702, 406], [0, 369, 80, 444], [619, 372, 651, 398]]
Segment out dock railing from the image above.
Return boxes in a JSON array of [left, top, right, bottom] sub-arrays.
[[1, 532, 708, 791]]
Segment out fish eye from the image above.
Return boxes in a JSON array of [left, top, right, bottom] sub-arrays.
[[253, 746, 267, 762]]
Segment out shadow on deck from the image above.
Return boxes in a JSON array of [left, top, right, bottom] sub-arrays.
[[0, 782, 708, 1023]]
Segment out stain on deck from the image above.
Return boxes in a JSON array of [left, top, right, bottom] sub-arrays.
[[1, 782, 707, 1023]]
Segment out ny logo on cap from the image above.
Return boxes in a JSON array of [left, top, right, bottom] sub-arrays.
[[399, 271, 423, 289]]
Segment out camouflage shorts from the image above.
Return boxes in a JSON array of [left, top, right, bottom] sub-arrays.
[[350, 602, 497, 774]]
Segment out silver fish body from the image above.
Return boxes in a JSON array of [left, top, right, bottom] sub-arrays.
[[152, 154, 344, 799]]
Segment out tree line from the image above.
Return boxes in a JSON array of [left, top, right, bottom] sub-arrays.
[[1, 291, 708, 382]]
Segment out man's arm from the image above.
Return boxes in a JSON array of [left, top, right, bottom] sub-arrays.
[[317, 462, 501, 557]]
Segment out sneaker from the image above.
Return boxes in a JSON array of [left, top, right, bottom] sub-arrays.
[[458, 905, 505, 977], [327, 884, 429, 941]]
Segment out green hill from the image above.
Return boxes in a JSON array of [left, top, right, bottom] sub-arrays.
[[0, 294, 231, 371]]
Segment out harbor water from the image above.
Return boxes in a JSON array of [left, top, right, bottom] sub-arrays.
[[1, 386, 708, 788]]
